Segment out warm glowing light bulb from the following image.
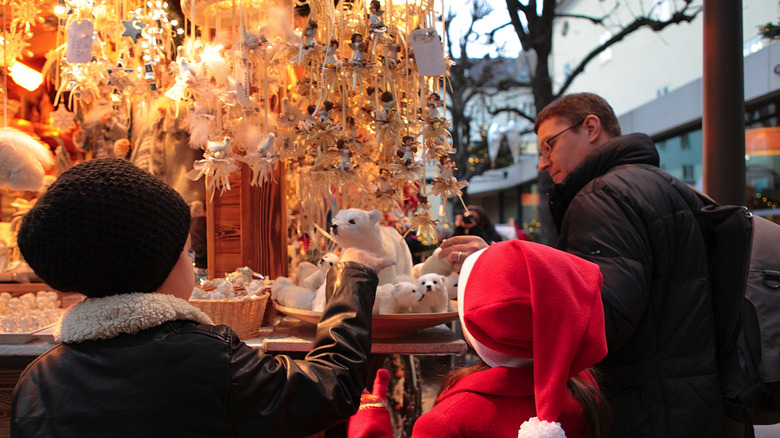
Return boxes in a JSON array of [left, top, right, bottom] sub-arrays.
[[53, 5, 68, 18], [8, 62, 43, 91]]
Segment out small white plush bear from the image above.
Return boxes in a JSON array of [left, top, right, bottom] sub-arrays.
[[414, 273, 451, 313], [374, 282, 422, 314], [412, 247, 453, 279], [300, 252, 339, 290], [330, 209, 413, 285], [445, 273, 459, 300], [271, 277, 315, 310]]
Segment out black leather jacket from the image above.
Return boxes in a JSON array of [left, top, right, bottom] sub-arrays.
[[12, 262, 377, 437]]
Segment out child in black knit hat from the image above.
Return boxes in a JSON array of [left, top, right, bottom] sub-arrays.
[[12, 158, 392, 437]]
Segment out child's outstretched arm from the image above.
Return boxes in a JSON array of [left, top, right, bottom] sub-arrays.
[[227, 260, 379, 437]]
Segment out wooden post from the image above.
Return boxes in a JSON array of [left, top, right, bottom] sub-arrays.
[[206, 164, 288, 280]]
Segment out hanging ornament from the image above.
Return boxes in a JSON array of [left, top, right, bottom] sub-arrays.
[[187, 137, 240, 198], [121, 17, 146, 44], [50, 106, 76, 132], [238, 133, 280, 186]]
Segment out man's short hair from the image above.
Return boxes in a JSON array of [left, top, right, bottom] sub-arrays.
[[534, 93, 622, 138]]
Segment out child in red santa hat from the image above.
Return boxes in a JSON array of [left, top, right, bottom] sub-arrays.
[[348, 240, 611, 438]]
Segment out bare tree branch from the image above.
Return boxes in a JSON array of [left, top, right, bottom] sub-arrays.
[[487, 106, 537, 124], [555, 4, 701, 96], [556, 2, 620, 25]]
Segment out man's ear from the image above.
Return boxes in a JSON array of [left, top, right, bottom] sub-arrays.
[[583, 114, 605, 144]]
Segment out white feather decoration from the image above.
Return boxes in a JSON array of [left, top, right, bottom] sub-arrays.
[[199, 43, 230, 86], [186, 112, 215, 149], [0, 128, 55, 191]]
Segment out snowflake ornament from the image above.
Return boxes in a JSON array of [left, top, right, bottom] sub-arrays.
[[10, 0, 45, 33], [0, 31, 33, 67], [50, 106, 76, 132]]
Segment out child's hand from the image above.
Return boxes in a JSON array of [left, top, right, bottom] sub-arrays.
[[347, 369, 392, 438], [339, 248, 396, 274]]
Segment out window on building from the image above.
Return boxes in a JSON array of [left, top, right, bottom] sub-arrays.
[[681, 133, 691, 150], [682, 164, 695, 184]]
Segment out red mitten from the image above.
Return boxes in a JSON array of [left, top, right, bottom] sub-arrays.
[[347, 368, 393, 438]]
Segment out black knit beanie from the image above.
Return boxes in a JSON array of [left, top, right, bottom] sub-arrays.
[[17, 159, 191, 298]]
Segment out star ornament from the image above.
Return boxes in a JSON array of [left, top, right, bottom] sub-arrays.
[[121, 17, 147, 43]]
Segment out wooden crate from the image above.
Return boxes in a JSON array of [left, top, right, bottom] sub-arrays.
[[206, 164, 288, 280]]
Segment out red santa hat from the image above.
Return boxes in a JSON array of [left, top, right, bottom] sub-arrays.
[[457, 240, 607, 437]]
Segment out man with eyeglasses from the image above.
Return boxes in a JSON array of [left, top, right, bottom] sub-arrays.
[[535, 93, 724, 437]]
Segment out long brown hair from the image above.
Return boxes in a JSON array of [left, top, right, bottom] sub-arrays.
[[567, 368, 612, 438], [436, 362, 612, 438]]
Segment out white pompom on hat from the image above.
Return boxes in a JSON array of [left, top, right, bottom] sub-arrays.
[[457, 240, 607, 438]]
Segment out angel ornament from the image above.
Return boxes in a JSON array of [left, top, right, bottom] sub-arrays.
[[368, 1, 388, 34], [430, 155, 468, 201], [421, 92, 452, 152], [384, 38, 401, 69], [318, 101, 335, 125], [408, 196, 440, 244], [348, 33, 367, 67], [336, 140, 355, 172], [331, 140, 360, 187], [426, 93, 444, 122], [298, 20, 319, 63], [371, 91, 402, 158], [324, 39, 341, 69], [347, 34, 368, 91], [372, 167, 402, 211], [390, 135, 423, 181]]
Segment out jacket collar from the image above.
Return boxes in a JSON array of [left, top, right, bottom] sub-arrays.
[[549, 133, 659, 229], [56, 293, 213, 344]]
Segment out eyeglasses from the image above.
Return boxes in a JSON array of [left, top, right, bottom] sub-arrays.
[[539, 119, 585, 158]]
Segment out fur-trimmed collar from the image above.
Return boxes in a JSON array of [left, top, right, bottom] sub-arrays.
[[57, 293, 213, 343]]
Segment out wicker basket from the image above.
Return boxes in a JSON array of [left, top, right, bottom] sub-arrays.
[[189, 291, 269, 339]]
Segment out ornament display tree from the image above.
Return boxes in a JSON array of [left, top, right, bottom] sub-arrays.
[[37, 0, 464, 283]]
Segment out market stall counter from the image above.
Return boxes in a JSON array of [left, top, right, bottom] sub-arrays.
[[0, 311, 466, 437]]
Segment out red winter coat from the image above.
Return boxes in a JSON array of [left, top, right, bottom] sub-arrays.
[[412, 366, 592, 438]]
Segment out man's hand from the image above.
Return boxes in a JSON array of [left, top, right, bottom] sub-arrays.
[[438, 235, 489, 271]]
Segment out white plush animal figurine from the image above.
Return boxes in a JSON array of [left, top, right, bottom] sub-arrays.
[[0, 128, 54, 191], [330, 209, 413, 285], [414, 273, 451, 313], [374, 282, 422, 314], [300, 252, 339, 290], [412, 247, 453, 279], [445, 273, 459, 300], [270, 277, 315, 310]]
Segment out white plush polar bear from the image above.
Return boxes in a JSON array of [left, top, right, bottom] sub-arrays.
[[299, 252, 339, 290], [411, 248, 454, 279], [271, 276, 316, 310], [414, 273, 451, 313], [374, 282, 422, 314], [445, 273, 459, 300], [330, 209, 413, 285]]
